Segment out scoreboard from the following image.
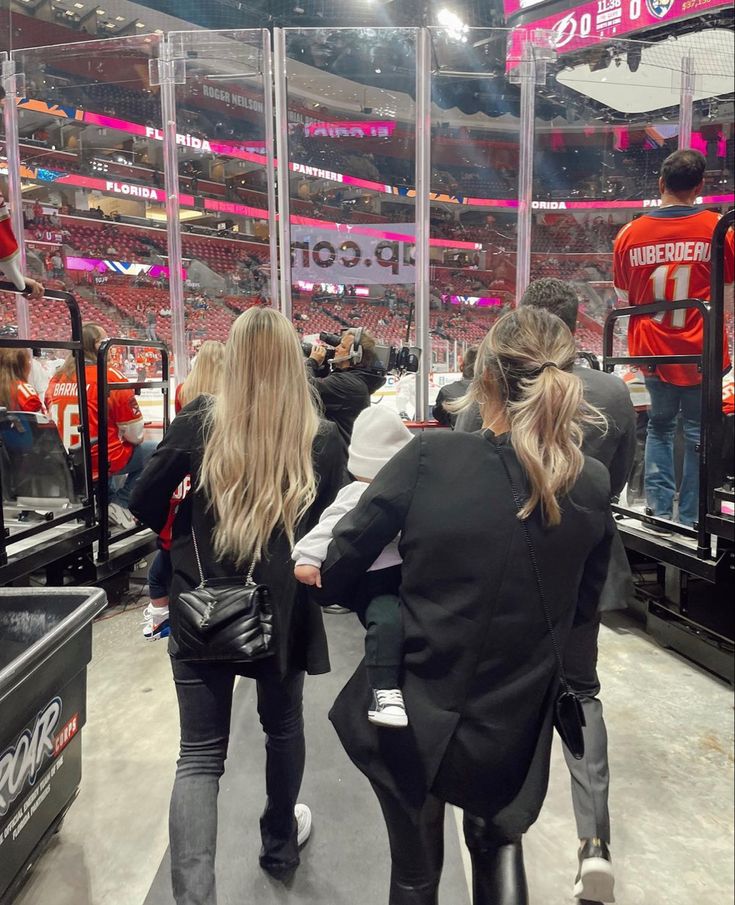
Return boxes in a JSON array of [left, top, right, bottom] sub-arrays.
[[505, 0, 731, 56]]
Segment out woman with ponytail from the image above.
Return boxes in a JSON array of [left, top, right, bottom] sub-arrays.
[[315, 306, 616, 905]]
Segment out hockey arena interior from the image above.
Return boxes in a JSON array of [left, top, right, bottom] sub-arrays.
[[0, 0, 733, 903]]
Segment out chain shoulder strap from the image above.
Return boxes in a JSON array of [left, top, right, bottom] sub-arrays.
[[498, 449, 571, 694], [190, 526, 256, 588]]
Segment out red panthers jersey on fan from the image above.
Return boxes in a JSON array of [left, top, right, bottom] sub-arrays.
[[11, 380, 45, 413], [45, 364, 141, 475], [613, 206, 734, 386]]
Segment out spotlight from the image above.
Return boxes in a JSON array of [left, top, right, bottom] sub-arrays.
[[627, 46, 642, 73]]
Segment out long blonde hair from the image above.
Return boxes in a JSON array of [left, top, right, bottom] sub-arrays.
[[199, 308, 320, 567], [179, 340, 225, 407], [453, 307, 602, 526]]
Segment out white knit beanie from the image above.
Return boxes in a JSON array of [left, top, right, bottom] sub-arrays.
[[348, 406, 413, 480]]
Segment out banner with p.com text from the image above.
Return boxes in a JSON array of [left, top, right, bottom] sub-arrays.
[[290, 222, 416, 286]]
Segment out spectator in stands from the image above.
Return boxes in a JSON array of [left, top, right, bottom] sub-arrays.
[[0, 348, 45, 412], [45, 323, 156, 530], [145, 310, 157, 342], [455, 278, 635, 903], [432, 346, 477, 428], [306, 329, 386, 447], [129, 308, 345, 901], [613, 149, 735, 528], [315, 307, 615, 905]]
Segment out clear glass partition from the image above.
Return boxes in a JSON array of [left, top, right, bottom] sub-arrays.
[[279, 27, 421, 419], [531, 32, 734, 533], [168, 29, 275, 360], [9, 33, 167, 396], [530, 35, 688, 363], [429, 27, 520, 401]]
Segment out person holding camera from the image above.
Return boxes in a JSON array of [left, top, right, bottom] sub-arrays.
[[306, 329, 386, 446]]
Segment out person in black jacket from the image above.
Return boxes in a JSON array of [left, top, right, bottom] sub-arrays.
[[306, 328, 386, 446], [316, 307, 616, 905], [431, 346, 477, 428], [455, 279, 634, 902], [130, 308, 345, 903]]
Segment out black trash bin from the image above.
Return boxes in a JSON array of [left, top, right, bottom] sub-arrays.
[[0, 587, 106, 904]]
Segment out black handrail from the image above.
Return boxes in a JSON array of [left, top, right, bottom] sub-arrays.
[[704, 210, 734, 533], [0, 283, 95, 568], [96, 338, 170, 562]]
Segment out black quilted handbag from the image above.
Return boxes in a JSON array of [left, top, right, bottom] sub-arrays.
[[177, 528, 274, 663]]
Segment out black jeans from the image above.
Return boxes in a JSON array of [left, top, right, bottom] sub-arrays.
[[371, 783, 527, 905], [169, 657, 306, 905], [353, 566, 404, 690]]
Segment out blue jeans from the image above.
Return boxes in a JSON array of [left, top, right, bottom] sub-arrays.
[[644, 376, 702, 526], [169, 658, 306, 905], [148, 549, 172, 600], [109, 440, 156, 509]]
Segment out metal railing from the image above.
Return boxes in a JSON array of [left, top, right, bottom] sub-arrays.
[[0, 283, 95, 570], [96, 339, 170, 562], [602, 208, 734, 560]]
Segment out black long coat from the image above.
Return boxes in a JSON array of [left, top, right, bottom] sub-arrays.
[[130, 396, 346, 677], [317, 429, 614, 834]]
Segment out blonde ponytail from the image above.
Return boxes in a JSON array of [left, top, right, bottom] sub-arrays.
[[473, 307, 604, 527], [508, 365, 586, 525]]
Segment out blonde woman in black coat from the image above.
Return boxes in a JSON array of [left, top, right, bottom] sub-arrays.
[[130, 309, 345, 903], [316, 307, 616, 905]]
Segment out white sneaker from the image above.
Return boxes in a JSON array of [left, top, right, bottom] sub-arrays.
[[108, 503, 137, 530], [295, 804, 312, 848], [368, 688, 409, 729], [141, 604, 170, 641], [574, 838, 615, 903]]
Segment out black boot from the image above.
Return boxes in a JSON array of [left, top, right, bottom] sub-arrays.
[[388, 879, 440, 905], [463, 815, 529, 905], [471, 840, 528, 905]]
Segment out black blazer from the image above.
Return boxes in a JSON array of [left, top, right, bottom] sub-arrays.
[[317, 429, 614, 833], [130, 396, 346, 677]]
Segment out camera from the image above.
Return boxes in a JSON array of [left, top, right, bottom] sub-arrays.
[[373, 344, 421, 375], [301, 332, 342, 360], [303, 329, 421, 376]]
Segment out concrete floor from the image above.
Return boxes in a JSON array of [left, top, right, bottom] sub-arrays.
[[11, 600, 734, 905]]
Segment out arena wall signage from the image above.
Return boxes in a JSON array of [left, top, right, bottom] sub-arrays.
[[291, 221, 418, 286], [64, 257, 178, 279], [303, 121, 397, 139]]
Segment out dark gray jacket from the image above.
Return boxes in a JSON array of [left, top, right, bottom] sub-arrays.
[[432, 377, 471, 428], [455, 365, 636, 497]]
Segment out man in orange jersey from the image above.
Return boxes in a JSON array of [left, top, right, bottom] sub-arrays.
[[613, 150, 734, 527]]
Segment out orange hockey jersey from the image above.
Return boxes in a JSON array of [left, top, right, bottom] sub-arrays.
[[613, 205, 734, 386], [45, 364, 141, 475]]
